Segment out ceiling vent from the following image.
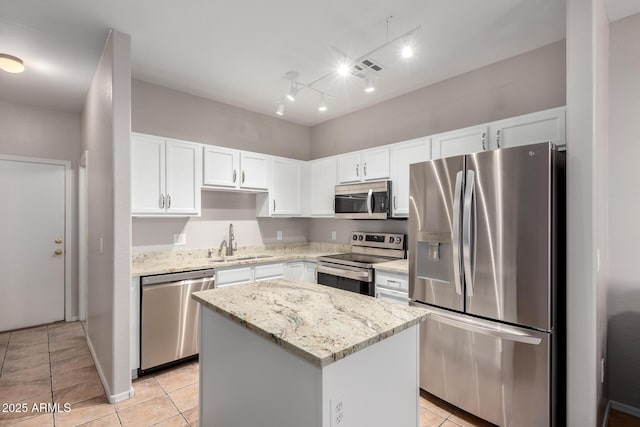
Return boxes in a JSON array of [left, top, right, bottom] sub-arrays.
[[350, 58, 384, 79]]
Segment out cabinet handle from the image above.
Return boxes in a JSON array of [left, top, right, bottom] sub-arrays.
[[54, 249, 63, 255], [481, 132, 487, 150], [364, 162, 367, 176], [356, 164, 359, 177], [55, 238, 63, 244], [273, 200, 276, 212], [233, 169, 237, 183], [160, 194, 165, 209], [167, 194, 171, 209], [387, 280, 402, 286], [496, 130, 501, 148], [242, 171, 245, 184], [393, 195, 397, 210]]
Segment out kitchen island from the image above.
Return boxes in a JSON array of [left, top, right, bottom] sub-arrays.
[[192, 278, 429, 427]]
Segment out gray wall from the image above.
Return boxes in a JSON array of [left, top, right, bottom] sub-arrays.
[[608, 12, 640, 409], [132, 79, 310, 160], [565, 0, 609, 425], [81, 29, 131, 400], [309, 40, 566, 159], [0, 99, 81, 318]]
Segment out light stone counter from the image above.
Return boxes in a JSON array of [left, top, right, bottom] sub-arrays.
[[131, 242, 349, 276], [373, 258, 409, 274], [192, 278, 428, 367]]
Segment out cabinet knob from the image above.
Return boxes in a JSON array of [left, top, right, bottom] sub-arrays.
[[481, 132, 487, 150], [364, 162, 367, 176], [356, 164, 359, 177], [167, 194, 171, 209], [496, 130, 501, 148], [242, 171, 245, 184], [273, 200, 276, 212], [54, 249, 63, 255], [55, 238, 63, 244], [393, 195, 397, 210], [160, 194, 165, 209], [233, 170, 237, 183]]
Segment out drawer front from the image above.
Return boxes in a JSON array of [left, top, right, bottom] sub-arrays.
[[375, 271, 408, 291], [255, 263, 285, 281], [216, 267, 252, 286]]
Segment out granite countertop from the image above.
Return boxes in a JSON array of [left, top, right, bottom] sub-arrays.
[[373, 259, 409, 274], [131, 243, 349, 276], [192, 278, 429, 367]]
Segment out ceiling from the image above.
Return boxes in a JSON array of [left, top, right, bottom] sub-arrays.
[[0, 1, 633, 126]]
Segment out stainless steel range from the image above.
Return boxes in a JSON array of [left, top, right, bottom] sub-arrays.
[[317, 232, 406, 296]]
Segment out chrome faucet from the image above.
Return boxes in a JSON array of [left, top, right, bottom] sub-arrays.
[[227, 223, 235, 256]]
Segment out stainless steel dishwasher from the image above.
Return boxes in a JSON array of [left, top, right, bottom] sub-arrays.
[[140, 268, 215, 374]]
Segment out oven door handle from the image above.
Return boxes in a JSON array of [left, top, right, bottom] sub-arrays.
[[367, 189, 373, 216], [317, 264, 372, 282]]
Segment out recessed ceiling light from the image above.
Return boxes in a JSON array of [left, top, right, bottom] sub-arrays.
[[0, 54, 25, 73], [364, 75, 375, 93], [401, 45, 413, 59], [337, 63, 350, 77]]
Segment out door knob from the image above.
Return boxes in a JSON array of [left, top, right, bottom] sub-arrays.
[[54, 249, 63, 255], [55, 239, 62, 244]]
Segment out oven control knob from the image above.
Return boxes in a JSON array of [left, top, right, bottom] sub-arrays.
[[352, 235, 358, 241], [389, 237, 395, 243], [396, 237, 402, 245], [358, 235, 364, 241]]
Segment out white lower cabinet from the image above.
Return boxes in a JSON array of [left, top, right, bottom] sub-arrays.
[[254, 263, 285, 282], [285, 261, 317, 283], [375, 270, 409, 305], [215, 263, 285, 288]]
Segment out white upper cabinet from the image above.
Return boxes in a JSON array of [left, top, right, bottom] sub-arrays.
[[337, 147, 390, 183], [432, 125, 488, 160], [256, 156, 303, 217], [308, 157, 337, 216], [203, 146, 239, 188], [488, 107, 566, 149], [390, 137, 431, 218], [202, 147, 268, 191], [132, 133, 201, 217]]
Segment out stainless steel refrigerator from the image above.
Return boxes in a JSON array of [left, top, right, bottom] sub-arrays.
[[409, 142, 565, 427]]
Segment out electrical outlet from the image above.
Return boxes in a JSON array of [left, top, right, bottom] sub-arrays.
[[173, 233, 186, 245], [99, 237, 103, 254], [330, 396, 345, 426], [277, 231, 283, 241], [331, 231, 337, 241]]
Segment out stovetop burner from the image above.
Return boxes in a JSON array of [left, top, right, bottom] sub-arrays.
[[317, 232, 407, 269]]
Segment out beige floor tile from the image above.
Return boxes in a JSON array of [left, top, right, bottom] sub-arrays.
[[4, 413, 54, 426], [51, 354, 94, 375], [152, 414, 189, 426], [441, 422, 461, 427], [4, 342, 48, 357], [419, 406, 447, 427], [0, 377, 51, 402], [48, 327, 85, 343], [7, 334, 47, 347], [50, 343, 90, 363], [53, 376, 106, 405], [54, 396, 115, 427], [167, 383, 198, 413], [10, 326, 47, 340], [2, 352, 49, 372], [115, 377, 164, 411], [48, 335, 86, 353], [419, 391, 456, 419], [78, 413, 122, 426], [0, 332, 9, 346], [0, 393, 52, 426], [0, 363, 50, 384], [182, 407, 198, 427], [117, 395, 179, 427], [48, 322, 83, 335], [154, 364, 198, 393], [448, 410, 496, 427], [52, 365, 100, 391]]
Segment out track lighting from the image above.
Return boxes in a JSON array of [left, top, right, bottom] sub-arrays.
[[286, 83, 299, 102], [276, 102, 285, 116], [0, 54, 25, 73], [318, 94, 327, 112], [364, 75, 375, 93]]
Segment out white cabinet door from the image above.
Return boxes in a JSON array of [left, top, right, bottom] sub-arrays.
[[240, 152, 269, 190], [132, 134, 166, 214], [216, 266, 253, 288], [203, 146, 239, 188], [390, 138, 431, 217], [254, 263, 285, 281], [304, 261, 317, 283], [337, 152, 362, 183], [271, 157, 302, 215], [432, 125, 488, 159], [285, 262, 305, 281], [489, 107, 566, 149], [362, 147, 390, 181], [309, 157, 337, 216], [165, 139, 201, 215]]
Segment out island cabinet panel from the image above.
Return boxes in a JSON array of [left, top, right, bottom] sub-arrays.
[[199, 307, 419, 427]]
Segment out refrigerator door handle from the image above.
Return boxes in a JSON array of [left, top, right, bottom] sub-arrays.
[[452, 171, 464, 296], [463, 169, 476, 296], [429, 312, 542, 345]]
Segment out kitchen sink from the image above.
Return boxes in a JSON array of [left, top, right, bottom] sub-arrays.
[[208, 255, 274, 263]]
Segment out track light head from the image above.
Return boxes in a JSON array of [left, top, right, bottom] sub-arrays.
[[286, 83, 298, 102], [318, 94, 327, 112], [276, 102, 285, 116], [364, 75, 375, 93]]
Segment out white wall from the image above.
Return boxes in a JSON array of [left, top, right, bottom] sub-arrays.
[[565, 0, 609, 425], [607, 12, 640, 409], [0, 99, 81, 318], [81, 29, 132, 402]]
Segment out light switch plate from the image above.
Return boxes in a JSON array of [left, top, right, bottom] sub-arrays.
[[277, 231, 283, 241], [331, 231, 337, 241], [173, 233, 186, 245]]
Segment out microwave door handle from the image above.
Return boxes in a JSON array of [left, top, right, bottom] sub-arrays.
[[452, 171, 464, 296], [463, 170, 475, 296], [367, 189, 373, 216]]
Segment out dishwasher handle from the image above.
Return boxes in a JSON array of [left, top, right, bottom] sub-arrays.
[[141, 268, 216, 285], [142, 276, 215, 291]]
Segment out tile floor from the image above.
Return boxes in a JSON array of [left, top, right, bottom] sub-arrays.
[[0, 321, 499, 427]]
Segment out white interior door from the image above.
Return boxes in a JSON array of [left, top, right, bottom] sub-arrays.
[[0, 159, 65, 331]]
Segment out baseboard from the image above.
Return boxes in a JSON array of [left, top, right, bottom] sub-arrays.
[[85, 334, 134, 404], [611, 400, 640, 418], [603, 400, 611, 427]]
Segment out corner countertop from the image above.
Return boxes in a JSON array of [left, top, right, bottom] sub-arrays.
[[373, 259, 409, 274], [192, 278, 429, 367]]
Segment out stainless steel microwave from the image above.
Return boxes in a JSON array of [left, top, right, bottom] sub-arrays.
[[334, 180, 391, 219]]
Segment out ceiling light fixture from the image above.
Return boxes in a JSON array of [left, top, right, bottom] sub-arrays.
[[318, 94, 328, 112], [337, 63, 350, 77], [276, 101, 285, 116], [364, 75, 375, 93], [286, 82, 299, 101], [0, 54, 25, 73], [401, 45, 413, 59]]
